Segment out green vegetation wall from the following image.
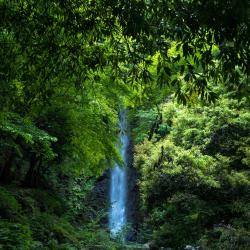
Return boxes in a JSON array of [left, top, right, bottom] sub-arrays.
[[133, 94, 250, 249]]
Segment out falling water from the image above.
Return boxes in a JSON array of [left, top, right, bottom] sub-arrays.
[[109, 110, 128, 237]]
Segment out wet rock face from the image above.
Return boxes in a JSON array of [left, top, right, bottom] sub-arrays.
[[126, 133, 141, 242], [85, 170, 110, 225]]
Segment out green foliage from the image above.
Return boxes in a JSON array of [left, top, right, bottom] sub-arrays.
[[199, 227, 250, 250], [118, 0, 250, 101], [150, 193, 212, 248], [29, 190, 64, 215], [0, 0, 249, 249], [0, 0, 133, 185], [0, 221, 33, 250], [0, 112, 57, 160], [0, 187, 21, 220], [134, 94, 250, 248], [0, 186, 122, 250]]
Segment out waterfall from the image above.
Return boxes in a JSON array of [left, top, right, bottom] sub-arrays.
[[109, 110, 128, 237]]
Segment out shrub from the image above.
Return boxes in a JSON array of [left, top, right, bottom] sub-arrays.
[[0, 187, 21, 219], [0, 220, 33, 250]]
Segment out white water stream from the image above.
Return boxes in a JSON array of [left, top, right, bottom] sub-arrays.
[[109, 110, 128, 237]]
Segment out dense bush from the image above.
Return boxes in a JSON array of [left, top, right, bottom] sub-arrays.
[[0, 186, 122, 250], [0, 221, 33, 250], [134, 95, 250, 249], [0, 187, 21, 220]]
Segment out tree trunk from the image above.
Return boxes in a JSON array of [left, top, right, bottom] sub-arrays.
[[23, 154, 41, 187]]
